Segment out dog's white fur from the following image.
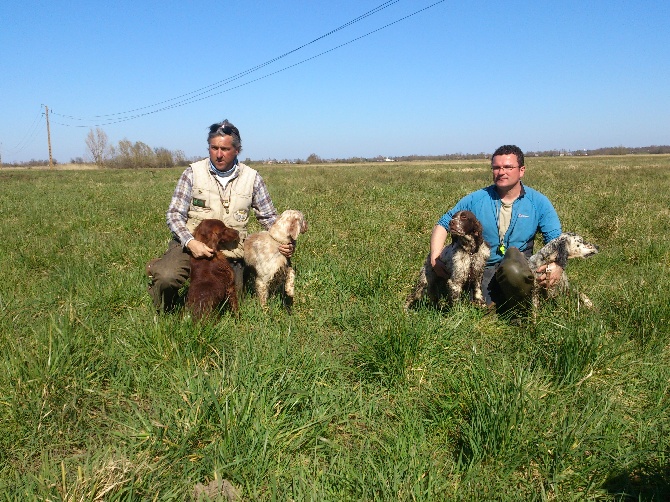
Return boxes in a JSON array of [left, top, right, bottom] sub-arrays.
[[529, 232, 599, 309], [244, 210, 308, 309], [405, 210, 491, 309]]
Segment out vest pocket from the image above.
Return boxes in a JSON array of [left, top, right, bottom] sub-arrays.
[[186, 208, 215, 235], [190, 204, 213, 214], [191, 197, 208, 208]]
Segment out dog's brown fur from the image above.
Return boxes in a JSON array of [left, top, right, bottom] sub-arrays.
[[186, 219, 240, 319], [405, 210, 491, 309]]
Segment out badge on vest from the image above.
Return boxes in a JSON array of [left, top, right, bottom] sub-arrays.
[[192, 198, 206, 208], [233, 209, 248, 222]]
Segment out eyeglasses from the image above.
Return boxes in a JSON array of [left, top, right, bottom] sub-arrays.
[[217, 125, 234, 136], [491, 165, 520, 172]]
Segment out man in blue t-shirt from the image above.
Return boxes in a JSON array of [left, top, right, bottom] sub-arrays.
[[431, 145, 563, 308]]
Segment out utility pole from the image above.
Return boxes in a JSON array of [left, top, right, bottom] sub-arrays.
[[44, 104, 54, 169]]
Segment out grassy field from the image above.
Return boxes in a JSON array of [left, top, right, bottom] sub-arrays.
[[1, 155, 669, 500]]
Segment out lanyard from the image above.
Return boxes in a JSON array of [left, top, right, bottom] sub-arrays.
[[211, 168, 237, 214], [496, 199, 517, 255]]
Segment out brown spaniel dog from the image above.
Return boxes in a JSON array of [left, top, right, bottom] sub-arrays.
[[405, 210, 491, 309], [186, 219, 240, 319]]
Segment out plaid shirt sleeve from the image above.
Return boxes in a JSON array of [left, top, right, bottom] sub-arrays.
[[252, 173, 278, 230], [166, 167, 194, 246]]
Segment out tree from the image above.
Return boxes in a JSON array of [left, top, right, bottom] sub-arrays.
[[114, 139, 133, 168], [173, 149, 187, 166], [111, 139, 155, 168], [131, 141, 155, 168], [85, 128, 109, 166], [306, 153, 322, 164], [154, 147, 174, 169]]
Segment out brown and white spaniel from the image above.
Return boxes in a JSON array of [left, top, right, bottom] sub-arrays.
[[244, 210, 308, 311], [405, 210, 491, 309]]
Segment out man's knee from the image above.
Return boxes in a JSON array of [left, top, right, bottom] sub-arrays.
[[148, 268, 187, 311], [494, 247, 534, 301], [146, 243, 190, 311], [150, 265, 188, 290]]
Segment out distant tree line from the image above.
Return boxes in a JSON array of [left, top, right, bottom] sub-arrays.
[[589, 145, 670, 155], [1, 158, 60, 167], [526, 145, 670, 157], [2, 135, 669, 168], [83, 128, 193, 169], [250, 145, 670, 165], [252, 152, 490, 165]]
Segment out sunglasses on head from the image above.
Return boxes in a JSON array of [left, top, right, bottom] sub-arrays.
[[210, 124, 235, 136]]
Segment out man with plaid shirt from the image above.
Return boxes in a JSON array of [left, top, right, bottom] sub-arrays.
[[147, 120, 293, 312]]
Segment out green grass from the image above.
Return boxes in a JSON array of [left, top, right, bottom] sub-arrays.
[[1, 156, 669, 500]]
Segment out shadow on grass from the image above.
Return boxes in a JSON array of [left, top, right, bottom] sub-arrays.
[[353, 323, 421, 388], [603, 463, 670, 500]]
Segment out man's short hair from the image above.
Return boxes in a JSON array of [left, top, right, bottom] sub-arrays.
[[208, 119, 242, 152], [492, 145, 524, 167]]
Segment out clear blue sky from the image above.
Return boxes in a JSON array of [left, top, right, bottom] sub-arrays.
[[1, 0, 668, 163]]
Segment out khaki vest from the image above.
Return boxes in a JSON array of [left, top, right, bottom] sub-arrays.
[[186, 159, 257, 258]]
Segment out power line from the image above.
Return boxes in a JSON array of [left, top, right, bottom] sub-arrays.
[[51, 0, 446, 128], [4, 109, 45, 155], [51, 0, 401, 122]]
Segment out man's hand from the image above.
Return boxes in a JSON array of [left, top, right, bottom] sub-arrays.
[[536, 263, 563, 288], [187, 239, 215, 259], [431, 256, 449, 279], [278, 242, 295, 258]]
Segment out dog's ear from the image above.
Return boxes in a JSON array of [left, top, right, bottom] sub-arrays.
[[222, 227, 239, 243], [555, 239, 569, 269], [193, 222, 206, 242], [288, 217, 302, 241], [473, 218, 483, 238]]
